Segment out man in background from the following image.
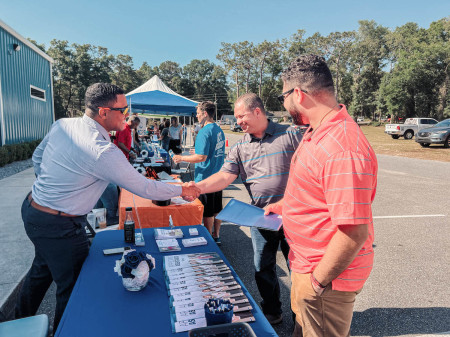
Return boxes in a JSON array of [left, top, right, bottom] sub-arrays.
[[114, 115, 140, 160], [173, 101, 225, 244], [189, 93, 303, 325], [266, 54, 378, 336]]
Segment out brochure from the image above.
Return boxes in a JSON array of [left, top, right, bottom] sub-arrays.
[[168, 274, 234, 289], [156, 239, 181, 253], [163, 253, 222, 270], [182, 237, 208, 247], [216, 198, 283, 231], [172, 312, 255, 333], [154, 228, 184, 240]]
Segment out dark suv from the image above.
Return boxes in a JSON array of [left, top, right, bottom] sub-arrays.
[[415, 118, 450, 148]]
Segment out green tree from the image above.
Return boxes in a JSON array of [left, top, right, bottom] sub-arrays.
[[350, 21, 389, 120], [110, 54, 141, 93], [47, 39, 78, 119], [380, 19, 449, 120]]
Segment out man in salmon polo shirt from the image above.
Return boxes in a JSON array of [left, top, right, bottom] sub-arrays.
[[265, 54, 378, 337]]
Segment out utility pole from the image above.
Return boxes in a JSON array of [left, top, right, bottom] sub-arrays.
[[214, 93, 218, 122]]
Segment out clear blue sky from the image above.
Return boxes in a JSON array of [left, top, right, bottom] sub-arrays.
[[1, 0, 448, 69]]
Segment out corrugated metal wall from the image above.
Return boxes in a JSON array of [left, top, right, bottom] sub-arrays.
[[0, 25, 53, 145]]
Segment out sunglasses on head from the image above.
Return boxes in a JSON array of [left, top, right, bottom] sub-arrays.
[[98, 106, 129, 114], [277, 88, 308, 104]]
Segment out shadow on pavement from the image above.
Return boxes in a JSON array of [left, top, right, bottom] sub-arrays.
[[351, 307, 450, 336]]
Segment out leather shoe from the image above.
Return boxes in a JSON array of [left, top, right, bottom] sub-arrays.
[[265, 313, 282, 325]]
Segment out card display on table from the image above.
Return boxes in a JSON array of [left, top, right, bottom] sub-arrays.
[[216, 199, 283, 231], [164, 252, 255, 333]]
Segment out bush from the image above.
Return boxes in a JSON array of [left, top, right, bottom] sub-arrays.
[[0, 147, 8, 167], [22, 143, 32, 158], [0, 139, 42, 166], [4, 145, 16, 163]]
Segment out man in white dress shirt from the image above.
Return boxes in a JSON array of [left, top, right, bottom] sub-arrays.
[[15, 83, 200, 332]]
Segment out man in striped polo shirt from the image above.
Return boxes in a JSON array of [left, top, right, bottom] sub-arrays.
[[266, 55, 378, 336], [193, 93, 303, 325]]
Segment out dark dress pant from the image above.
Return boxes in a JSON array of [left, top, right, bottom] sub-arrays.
[[251, 226, 290, 316], [15, 196, 90, 332]]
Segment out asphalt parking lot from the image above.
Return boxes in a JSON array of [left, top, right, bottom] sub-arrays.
[[37, 132, 449, 337]]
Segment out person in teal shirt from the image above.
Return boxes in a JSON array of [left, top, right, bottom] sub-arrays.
[[173, 102, 225, 244]]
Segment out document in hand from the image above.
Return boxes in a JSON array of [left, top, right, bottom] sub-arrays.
[[216, 199, 282, 231]]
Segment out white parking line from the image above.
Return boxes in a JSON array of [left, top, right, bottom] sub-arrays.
[[374, 214, 446, 219], [379, 169, 408, 175]]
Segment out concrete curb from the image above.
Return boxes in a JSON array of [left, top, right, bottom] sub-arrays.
[[0, 271, 26, 322]]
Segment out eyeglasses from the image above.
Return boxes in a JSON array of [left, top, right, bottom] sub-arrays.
[[98, 106, 129, 114], [277, 88, 308, 104]]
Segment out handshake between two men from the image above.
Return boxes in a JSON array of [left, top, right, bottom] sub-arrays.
[[180, 181, 202, 202]]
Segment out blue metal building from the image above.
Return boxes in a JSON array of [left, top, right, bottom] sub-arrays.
[[0, 19, 54, 146]]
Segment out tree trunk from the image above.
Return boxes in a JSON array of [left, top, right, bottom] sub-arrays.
[[235, 71, 240, 97], [64, 83, 73, 118], [335, 55, 340, 100], [259, 59, 265, 98], [245, 68, 250, 93]]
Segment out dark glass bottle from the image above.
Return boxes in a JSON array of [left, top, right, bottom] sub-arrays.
[[124, 207, 135, 244]]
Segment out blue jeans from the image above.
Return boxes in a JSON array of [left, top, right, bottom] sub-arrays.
[[251, 226, 290, 315], [95, 184, 119, 225], [16, 196, 90, 332]]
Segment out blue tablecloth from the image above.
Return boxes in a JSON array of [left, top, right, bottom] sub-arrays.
[[55, 225, 278, 337]]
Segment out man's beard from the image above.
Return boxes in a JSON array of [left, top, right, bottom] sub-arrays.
[[289, 108, 306, 126]]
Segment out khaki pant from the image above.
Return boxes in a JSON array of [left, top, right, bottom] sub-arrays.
[[291, 272, 361, 337]]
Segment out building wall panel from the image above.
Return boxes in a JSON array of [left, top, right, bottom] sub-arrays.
[[0, 26, 53, 145]]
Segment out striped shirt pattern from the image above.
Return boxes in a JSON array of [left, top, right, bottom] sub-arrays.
[[221, 120, 303, 208], [283, 106, 378, 291]]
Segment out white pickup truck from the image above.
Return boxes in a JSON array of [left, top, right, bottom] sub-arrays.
[[384, 118, 438, 139]]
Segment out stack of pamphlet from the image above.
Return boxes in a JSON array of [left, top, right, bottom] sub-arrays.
[[154, 228, 184, 240], [181, 237, 207, 247], [156, 238, 181, 252], [163, 253, 255, 333]]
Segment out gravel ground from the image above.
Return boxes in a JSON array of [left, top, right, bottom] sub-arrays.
[[0, 159, 33, 180]]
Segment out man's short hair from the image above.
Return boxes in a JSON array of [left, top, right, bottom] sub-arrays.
[[85, 83, 124, 115], [198, 101, 216, 119], [235, 93, 266, 114], [281, 55, 335, 96]]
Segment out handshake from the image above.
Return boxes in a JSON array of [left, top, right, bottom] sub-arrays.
[[180, 181, 202, 201]]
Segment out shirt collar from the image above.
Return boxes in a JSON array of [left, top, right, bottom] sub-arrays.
[[306, 104, 349, 145], [248, 119, 276, 142], [82, 114, 111, 141]]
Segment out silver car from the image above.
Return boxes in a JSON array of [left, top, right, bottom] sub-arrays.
[[415, 118, 450, 148]]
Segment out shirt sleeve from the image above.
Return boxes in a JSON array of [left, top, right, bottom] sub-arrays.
[[94, 145, 182, 200], [116, 128, 131, 148], [194, 129, 209, 155], [321, 150, 376, 226], [220, 141, 241, 176], [288, 127, 303, 150], [32, 123, 54, 176]]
